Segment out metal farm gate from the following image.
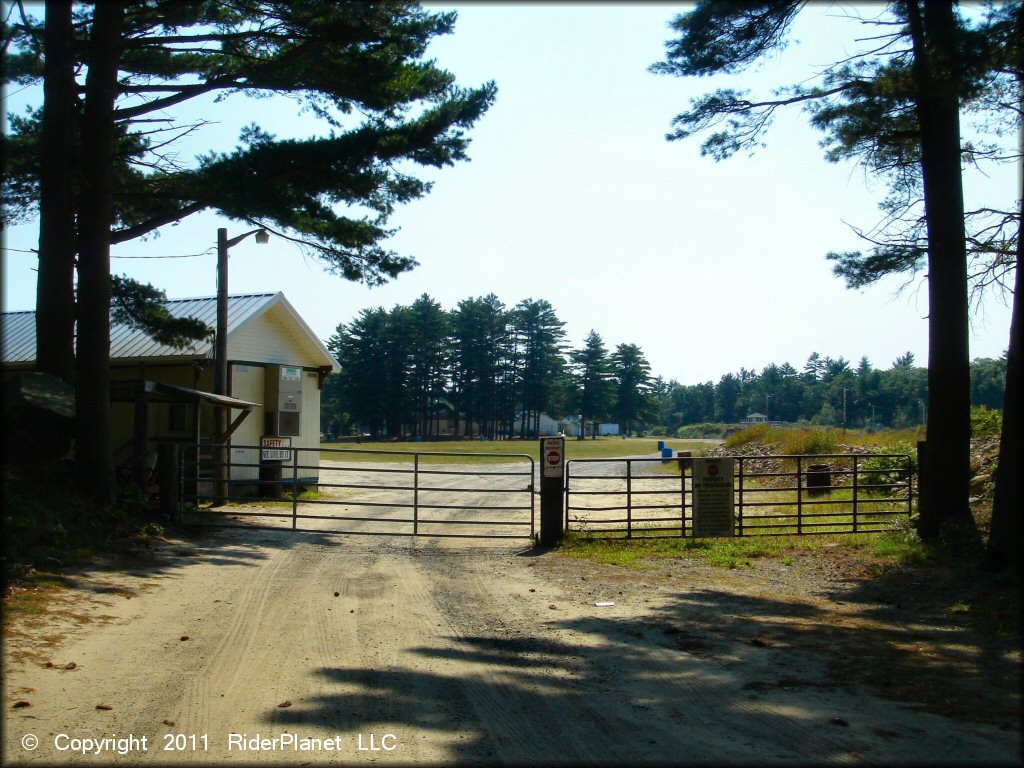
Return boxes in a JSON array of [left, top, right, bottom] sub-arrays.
[[178, 444, 535, 540], [565, 453, 913, 538]]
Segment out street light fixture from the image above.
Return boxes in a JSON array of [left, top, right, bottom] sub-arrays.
[[214, 226, 268, 503]]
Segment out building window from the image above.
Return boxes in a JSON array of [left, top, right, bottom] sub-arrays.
[[168, 404, 189, 433]]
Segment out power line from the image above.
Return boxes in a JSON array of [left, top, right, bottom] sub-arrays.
[[3, 246, 215, 259], [111, 248, 215, 259]]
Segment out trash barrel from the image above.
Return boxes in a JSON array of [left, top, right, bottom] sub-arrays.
[[661, 447, 673, 464], [806, 463, 831, 497]]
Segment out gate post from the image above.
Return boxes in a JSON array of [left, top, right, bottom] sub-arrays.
[[539, 436, 565, 546]]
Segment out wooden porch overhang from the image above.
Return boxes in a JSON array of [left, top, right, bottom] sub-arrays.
[[112, 380, 261, 488]]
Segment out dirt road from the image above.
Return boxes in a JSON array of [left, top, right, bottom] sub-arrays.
[[3, 526, 1020, 765]]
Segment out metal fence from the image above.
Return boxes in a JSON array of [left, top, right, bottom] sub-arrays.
[[179, 444, 535, 539], [566, 453, 913, 538]]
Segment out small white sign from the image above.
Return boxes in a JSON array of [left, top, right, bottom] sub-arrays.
[[692, 457, 735, 537], [281, 366, 302, 381], [542, 437, 564, 478], [260, 435, 292, 461]]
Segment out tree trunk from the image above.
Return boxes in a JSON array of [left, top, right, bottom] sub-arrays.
[[985, 4, 1022, 571], [74, 1, 125, 503], [986, 206, 1022, 570], [905, 0, 976, 541], [36, 0, 78, 384]]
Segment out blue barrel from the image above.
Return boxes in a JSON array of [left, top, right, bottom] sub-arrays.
[[658, 440, 666, 451], [661, 446, 673, 463]]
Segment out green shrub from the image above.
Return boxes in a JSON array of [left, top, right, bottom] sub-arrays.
[[970, 405, 1002, 438], [860, 442, 916, 488], [140, 521, 166, 539], [4, 471, 169, 569]]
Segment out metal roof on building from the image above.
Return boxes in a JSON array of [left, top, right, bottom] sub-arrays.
[[2, 292, 338, 371], [1, 310, 38, 364], [109, 292, 274, 360]]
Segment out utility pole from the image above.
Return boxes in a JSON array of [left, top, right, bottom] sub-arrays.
[[214, 226, 268, 504]]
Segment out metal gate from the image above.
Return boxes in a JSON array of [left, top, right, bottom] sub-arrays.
[[179, 444, 535, 539], [566, 453, 913, 538]]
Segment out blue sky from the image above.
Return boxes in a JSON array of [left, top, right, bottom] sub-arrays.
[[2, 3, 1016, 384]]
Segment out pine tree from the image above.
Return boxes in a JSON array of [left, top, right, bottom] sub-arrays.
[[610, 343, 654, 436], [512, 299, 567, 437], [3, 1, 495, 501], [650, 1, 1018, 541], [569, 331, 614, 440]]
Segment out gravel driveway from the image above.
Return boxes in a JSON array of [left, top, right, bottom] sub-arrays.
[[3, 520, 1020, 764]]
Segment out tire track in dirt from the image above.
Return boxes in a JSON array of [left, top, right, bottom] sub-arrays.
[[5, 525, 1019, 765], [422, 548, 617, 764], [174, 539, 294, 731]]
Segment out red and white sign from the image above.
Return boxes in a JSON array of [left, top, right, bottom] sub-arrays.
[[542, 437, 563, 478]]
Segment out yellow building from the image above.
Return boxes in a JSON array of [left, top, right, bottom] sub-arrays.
[[2, 292, 340, 490]]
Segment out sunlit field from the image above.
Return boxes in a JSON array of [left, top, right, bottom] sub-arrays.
[[319, 436, 716, 462]]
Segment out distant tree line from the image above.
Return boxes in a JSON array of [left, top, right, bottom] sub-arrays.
[[322, 294, 657, 439], [656, 353, 1007, 434], [322, 299, 1007, 439]]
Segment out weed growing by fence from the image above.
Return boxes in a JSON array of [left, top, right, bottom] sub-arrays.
[[562, 521, 943, 570]]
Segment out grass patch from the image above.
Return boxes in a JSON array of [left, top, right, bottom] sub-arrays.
[[253, 488, 327, 506], [561, 530, 885, 569], [320, 437, 710, 463], [870, 518, 945, 566], [562, 516, 943, 571], [4, 574, 72, 619], [561, 523, 965, 586]]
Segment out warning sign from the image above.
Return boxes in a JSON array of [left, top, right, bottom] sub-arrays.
[[541, 437, 564, 478], [260, 435, 292, 462], [692, 457, 734, 537]]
